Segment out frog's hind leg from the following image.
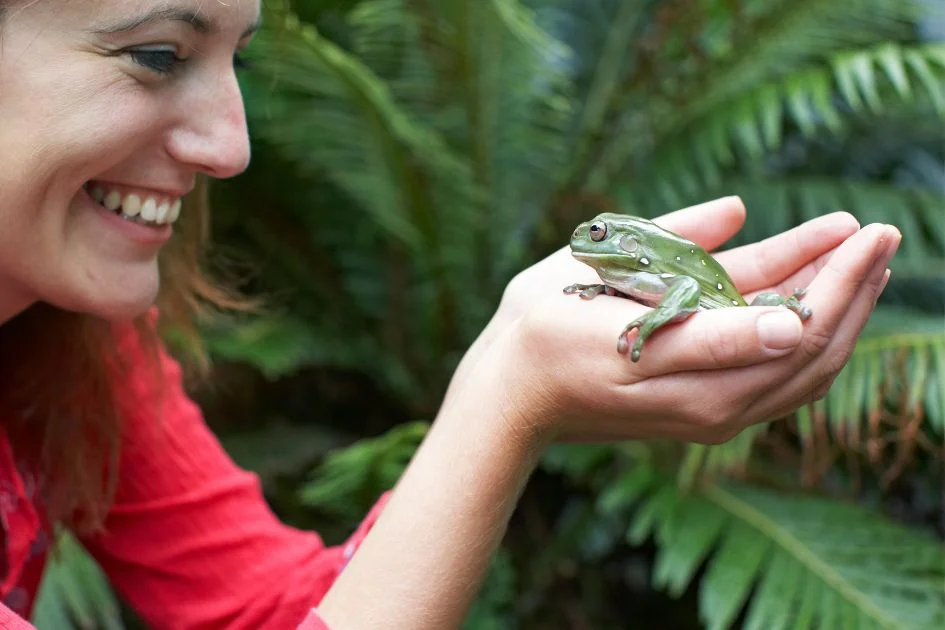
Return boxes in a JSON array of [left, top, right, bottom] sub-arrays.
[[563, 283, 618, 300], [619, 276, 701, 362], [750, 287, 812, 320]]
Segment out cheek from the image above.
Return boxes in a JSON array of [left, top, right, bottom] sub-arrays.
[[0, 63, 165, 196]]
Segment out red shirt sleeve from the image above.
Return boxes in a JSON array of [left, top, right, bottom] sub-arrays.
[[79, 316, 389, 630], [0, 604, 34, 629]]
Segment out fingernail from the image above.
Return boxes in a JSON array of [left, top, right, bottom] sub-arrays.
[[879, 226, 901, 265], [880, 268, 891, 293], [874, 269, 891, 307], [757, 311, 803, 350]]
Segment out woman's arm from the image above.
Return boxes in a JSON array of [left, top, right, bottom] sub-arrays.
[[316, 197, 898, 629], [79, 327, 389, 630]]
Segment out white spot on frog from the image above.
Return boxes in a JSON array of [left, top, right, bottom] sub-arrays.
[[716, 282, 723, 290], [701, 259, 707, 266], [640, 257, 650, 265], [675, 256, 681, 261], [732, 299, 739, 305]]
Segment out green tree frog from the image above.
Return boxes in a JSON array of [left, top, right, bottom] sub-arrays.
[[564, 213, 812, 362]]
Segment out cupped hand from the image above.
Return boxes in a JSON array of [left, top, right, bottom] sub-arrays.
[[441, 196, 899, 447]]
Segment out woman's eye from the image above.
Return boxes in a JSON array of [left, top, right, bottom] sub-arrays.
[[128, 49, 184, 75]]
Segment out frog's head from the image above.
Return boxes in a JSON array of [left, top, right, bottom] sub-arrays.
[[569, 212, 660, 273]]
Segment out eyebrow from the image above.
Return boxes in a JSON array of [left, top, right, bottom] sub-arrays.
[[91, 7, 262, 38]]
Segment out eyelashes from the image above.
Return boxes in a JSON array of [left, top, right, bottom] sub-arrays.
[[127, 49, 250, 76], [129, 49, 183, 75]]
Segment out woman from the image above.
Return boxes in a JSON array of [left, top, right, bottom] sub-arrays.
[[0, 0, 899, 628]]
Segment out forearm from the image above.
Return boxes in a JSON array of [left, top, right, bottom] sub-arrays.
[[315, 394, 543, 629]]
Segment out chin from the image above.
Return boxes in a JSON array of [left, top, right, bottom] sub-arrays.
[[55, 266, 162, 322]]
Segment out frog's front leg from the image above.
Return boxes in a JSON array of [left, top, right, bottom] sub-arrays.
[[750, 287, 812, 320], [618, 275, 701, 361]]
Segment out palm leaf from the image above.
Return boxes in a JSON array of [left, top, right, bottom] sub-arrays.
[[32, 533, 125, 630], [588, 0, 927, 190], [298, 421, 429, 522], [626, 43, 945, 206], [628, 480, 945, 630], [690, 177, 943, 263], [676, 307, 943, 490]]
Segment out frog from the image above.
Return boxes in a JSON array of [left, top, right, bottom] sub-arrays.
[[563, 212, 811, 362]]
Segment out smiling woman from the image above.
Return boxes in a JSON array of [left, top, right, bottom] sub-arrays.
[[0, 0, 256, 523], [0, 1, 902, 629]]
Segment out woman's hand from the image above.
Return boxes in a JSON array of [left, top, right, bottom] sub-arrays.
[[319, 196, 899, 630], [442, 196, 898, 446]]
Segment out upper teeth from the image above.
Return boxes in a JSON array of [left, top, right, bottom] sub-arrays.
[[89, 185, 182, 225]]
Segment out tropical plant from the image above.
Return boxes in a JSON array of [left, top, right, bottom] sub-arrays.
[[34, 0, 945, 627]]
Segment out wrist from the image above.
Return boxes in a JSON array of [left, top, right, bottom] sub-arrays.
[[437, 333, 557, 464]]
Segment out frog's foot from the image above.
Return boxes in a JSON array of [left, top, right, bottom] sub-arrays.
[[617, 307, 699, 362], [563, 283, 617, 300], [750, 287, 812, 320]]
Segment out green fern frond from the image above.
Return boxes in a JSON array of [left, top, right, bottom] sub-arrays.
[[562, 0, 646, 188], [794, 308, 945, 483], [616, 176, 945, 267], [32, 533, 124, 630], [589, 0, 927, 190], [628, 43, 945, 204], [629, 480, 945, 630], [245, 0, 477, 249], [299, 421, 429, 522], [675, 305, 943, 490], [679, 0, 924, 121]]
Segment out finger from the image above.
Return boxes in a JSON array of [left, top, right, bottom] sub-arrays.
[[764, 229, 900, 416], [786, 223, 892, 337], [654, 196, 746, 252], [628, 306, 804, 376], [692, 225, 899, 427], [743, 244, 839, 304], [715, 212, 860, 293]]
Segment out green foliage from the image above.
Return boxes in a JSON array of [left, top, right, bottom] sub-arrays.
[[298, 421, 429, 522], [31, 0, 943, 627], [32, 534, 125, 630], [201, 0, 944, 626], [631, 481, 945, 630]]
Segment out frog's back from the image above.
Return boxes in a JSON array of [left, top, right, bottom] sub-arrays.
[[645, 223, 746, 309], [690, 255, 748, 309]]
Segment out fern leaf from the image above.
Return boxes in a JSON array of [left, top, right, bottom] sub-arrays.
[[632, 176, 945, 265], [589, 0, 927, 188], [634, 43, 945, 200], [632, 481, 945, 630], [32, 533, 125, 630], [815, 307, 945, 448], [299, 421, 429, 522]]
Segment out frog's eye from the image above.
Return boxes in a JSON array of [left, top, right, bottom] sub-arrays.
[[619, 235, 639, 253], [589, 222, 607, 242]]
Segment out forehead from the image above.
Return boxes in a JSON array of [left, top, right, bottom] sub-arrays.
[[11, 0, 261, 32]]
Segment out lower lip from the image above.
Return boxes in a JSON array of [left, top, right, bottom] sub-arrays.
[[82, 187, 173, 246]]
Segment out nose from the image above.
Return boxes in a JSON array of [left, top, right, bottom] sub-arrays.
[[166, 70, 251, 179]]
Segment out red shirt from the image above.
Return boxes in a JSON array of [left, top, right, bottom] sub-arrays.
[[0, 312, 388, 629]]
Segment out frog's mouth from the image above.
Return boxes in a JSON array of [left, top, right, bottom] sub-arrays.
[[571, 252, 619, 263]]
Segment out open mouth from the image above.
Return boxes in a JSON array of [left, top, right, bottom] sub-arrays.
[[83, 182, 181, 227]]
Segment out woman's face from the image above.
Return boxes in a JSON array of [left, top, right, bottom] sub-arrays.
[[0, 0, 258, 322]]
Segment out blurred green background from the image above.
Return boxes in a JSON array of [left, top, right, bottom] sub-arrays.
[[34, 0, 945, 628]]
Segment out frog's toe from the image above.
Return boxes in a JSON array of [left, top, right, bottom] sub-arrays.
[[617, 319, 645, 356], [617, 334, 629, 354], [616, 332, 645, 361], [793, 287, 808, 298], [798, 305, 812, 320]]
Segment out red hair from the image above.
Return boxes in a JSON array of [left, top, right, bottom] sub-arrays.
[[0, 177, 251, 533]]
